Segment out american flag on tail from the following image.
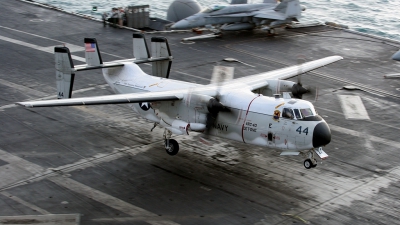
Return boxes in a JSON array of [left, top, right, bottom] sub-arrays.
[[85, 43, 96, 52]]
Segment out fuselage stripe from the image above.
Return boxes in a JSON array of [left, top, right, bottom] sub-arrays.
[[241, 95, 261, 143]]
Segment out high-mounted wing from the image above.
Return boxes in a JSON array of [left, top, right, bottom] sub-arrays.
[[222, 56, 343, 91], [17, 56, 342, 108], [17, 91, 182, 108]]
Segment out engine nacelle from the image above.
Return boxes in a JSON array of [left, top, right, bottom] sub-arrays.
[[183, 94, 212, 114], [160, 119, 190, 135], [255, 80, 296, 97], [189, 123, 206, 132]]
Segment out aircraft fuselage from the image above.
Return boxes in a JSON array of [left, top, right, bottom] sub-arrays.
[[102, 63, 330, 151]]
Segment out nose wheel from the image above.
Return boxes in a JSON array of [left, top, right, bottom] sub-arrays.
[[302, 150, 318, 169], [303, 159, 317, 169]]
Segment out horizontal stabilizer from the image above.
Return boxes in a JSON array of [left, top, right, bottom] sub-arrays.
[[55, 47, 75, 99], [84, 38, 103, 66], [151, 37, 172, 78]]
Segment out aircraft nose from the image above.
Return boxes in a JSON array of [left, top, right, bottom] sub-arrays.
[[171, 20, 190, 29], [312, 122, 331, 148]]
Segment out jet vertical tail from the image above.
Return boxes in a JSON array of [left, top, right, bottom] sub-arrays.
[[275, 0, 302, 18], [55, 47, 75, 99]]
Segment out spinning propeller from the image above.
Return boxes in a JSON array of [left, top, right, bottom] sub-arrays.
[[291, 56, 319, 101], [202, 66, 234, 141]]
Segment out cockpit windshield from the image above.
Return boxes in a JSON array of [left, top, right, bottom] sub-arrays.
[[282, 108, 315, 120], [200, 5, 226, 13], [300, 108, 314, 117]]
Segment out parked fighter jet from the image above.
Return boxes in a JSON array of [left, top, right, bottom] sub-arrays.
[[17, 34, 342, 169], [171, 0, 305, 33]]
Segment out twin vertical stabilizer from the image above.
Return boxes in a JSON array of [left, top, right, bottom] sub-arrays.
[[84, 38, 103, 66], [151, 37, 172, 78], [54, 34, 173, 99], [55, 47, 75, 99]]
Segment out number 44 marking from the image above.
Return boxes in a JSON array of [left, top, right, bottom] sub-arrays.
[[296, 126, 308, 135]]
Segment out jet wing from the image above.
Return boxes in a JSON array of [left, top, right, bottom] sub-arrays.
[[224, 56, 343, 91], [253, 10, 286, 20], [17, 91, 182, 108]]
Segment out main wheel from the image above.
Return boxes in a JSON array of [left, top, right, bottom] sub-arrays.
[[165, 139, 179, 156], [304, 159, 313, 169]]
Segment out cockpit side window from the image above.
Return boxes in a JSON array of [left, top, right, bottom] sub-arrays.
[[300, 108, 314, 117], [293, 109, 302, 119], [282, 108, 294, 119]]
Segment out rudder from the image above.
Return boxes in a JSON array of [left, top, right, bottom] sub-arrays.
[[84, 38, 103, 66], [55, 47, 75, 99], [151, 37, 172, 78]]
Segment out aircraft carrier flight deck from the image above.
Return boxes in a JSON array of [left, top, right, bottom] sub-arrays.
[[1, 0, 400, 224]]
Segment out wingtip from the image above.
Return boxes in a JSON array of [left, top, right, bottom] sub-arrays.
[[15, 102, 33, 108], [334, 55, 344, 60]]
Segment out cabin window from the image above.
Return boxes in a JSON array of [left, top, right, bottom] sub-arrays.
[[282, 108, 294, 119], [293, 109, 302, 119], [300, 108, 314, 117]]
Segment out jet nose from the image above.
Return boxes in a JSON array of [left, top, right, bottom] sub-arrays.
[[312, 122, 331, 148], [171, 19, 190, 29]]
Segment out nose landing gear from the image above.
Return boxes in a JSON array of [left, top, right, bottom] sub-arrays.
[[303, 158, 317, 169], [302, 148, 328, 169]]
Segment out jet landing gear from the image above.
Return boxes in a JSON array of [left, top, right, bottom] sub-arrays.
[[163, 129, 179, 155], [302, 150, 318, 169]]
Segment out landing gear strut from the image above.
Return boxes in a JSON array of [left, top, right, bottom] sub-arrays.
[[302, 150, 318, 169], [163, 129, 179, 155]]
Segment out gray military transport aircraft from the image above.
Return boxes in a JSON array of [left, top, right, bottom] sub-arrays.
[[171, 0, 305, 33], [17, 34, 343, 169]]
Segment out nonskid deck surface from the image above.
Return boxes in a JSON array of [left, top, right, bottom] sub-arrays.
[[1, 1, 400, 224]]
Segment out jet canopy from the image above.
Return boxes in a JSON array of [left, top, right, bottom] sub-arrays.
[[200, 5, 226, 13]]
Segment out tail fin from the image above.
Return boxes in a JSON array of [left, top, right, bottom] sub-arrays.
[[132, 33, 150, 60], [54, 35, 173, 99], [275, 0, 302, 18], [84, 38, 103, 66], [55, 47, 75, 99], [151, 37, 172, 78], [132, 34, 172, 78]]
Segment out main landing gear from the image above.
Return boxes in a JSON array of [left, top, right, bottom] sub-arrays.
[[302, 149, 318, 169], [163, 129, 179, 155]]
